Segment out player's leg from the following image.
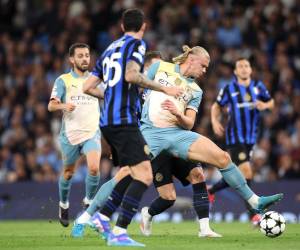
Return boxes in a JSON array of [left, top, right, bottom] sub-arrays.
[[81, 131, 102, 208], [71, 166, 130, 237], [140, 152, 175, 236], [58, 138, 80, 227], [185, 167, 221, 237], [92, 173, 133, 239], [187, 135, 283, 212], [97, 125, 152, 247]]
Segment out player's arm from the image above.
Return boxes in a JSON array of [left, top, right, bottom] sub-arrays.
[[255, 98, 274, 111], [125, 60, 183, 97], [48, 99, 75, 112], [161, 99, 196, 130], [82, 75, 104, 98], [48, 77, 75, 112], [211, 102, 225, 137]]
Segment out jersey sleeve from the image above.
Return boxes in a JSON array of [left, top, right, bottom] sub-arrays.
[[147, 62, 160, 80], [187, 89, 203, 112], [50, 77, 65, 102], [256, 81, 272, 102], [91, 55, 103, 79], [127, 40, 146, 67], [216, 85, 229, 107]]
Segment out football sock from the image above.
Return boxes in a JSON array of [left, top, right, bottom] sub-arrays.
[[244, 179, 257, 217], [148, 197, 175, 217], [77, 211, 91, 224], [116, 179, 148, 229], [199, 218, 210, 233], [86, 177, 117, 216], [85, 173, 100, 201], [59, 175, 72, 204], [209, 178, 229, 194], [100, 175, 133, 218], [192, 182, 209, 219], [220, 162, 254, 201]]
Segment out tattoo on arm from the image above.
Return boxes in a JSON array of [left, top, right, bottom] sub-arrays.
[[125, 61, 163, 92]]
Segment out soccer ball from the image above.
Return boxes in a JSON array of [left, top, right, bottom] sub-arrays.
[[259, 211, 286, 238]]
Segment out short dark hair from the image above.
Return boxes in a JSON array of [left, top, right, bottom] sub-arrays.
[[122, 8, 145, 32], [69, 43, 90, 57], [145, 51, 163, 65], [235, 57, 250, 68]]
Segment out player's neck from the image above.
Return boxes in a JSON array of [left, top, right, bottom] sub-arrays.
[[73, 68, 86, 77], [237, 78, 251, 86], [125, 31, 143, 40]]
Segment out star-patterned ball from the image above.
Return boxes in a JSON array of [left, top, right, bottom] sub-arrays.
[[260, 211, 286, 237]]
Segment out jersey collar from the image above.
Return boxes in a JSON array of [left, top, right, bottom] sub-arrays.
[[70, 69, 89, 79], [175, 64, 194, 83]]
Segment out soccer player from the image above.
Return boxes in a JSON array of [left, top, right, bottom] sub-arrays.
[[209, 58, 274, 224], [89, 51, 219, 239], [71, 9, 182, 247], [140, 45, 283, 220], [139, 152, 222, 238], [48, 43, 103, 227]]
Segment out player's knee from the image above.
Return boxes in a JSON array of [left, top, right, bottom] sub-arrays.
[[161, 192, 176, 201], [88, 162, 100, 176], [63, 168, 74, 180], [217, 151, 231, 168], [189, 168, 205, 184]]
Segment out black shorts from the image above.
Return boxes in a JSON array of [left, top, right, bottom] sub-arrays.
[[151, 151, 198, 187], [101, 125, 150, 167], [227, 144, 254, 166]]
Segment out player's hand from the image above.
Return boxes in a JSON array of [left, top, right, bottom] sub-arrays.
[[161, 99, 180, 116], [212, 120, 224, 137], [162, 86, 184, 98], [255, 100, 267, 111], [63, 103, 76, 112]]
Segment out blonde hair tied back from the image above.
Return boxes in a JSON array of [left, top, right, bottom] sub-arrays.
[[172, 45, 210, 64]]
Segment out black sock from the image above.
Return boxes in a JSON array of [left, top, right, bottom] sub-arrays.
[[116, 179, 148, 229], [99, 175, 133, 218], [209, 178, 229, 194], [192, 182, 209, 219], [244, 179, 256, 217], [148, 197, 175, 217]]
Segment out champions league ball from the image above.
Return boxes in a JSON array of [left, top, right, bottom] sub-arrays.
[[259, 211, 286, 238]]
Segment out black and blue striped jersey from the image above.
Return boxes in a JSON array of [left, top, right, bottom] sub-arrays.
[[216, 80, 272, 145], [92, 34, 146, 127]]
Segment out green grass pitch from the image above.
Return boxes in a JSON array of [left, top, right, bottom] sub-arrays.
[[0, 221, 299, 250]]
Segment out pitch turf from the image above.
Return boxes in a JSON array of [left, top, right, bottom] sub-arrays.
[[0, 221, 299, 250]]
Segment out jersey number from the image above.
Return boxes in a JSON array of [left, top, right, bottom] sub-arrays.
[[102, 52, 122, 87]]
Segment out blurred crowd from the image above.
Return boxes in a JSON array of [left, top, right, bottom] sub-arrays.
[[0, 0, 299, 183]]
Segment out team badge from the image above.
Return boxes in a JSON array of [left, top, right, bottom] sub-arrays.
[[155, 173, 163, 182], [238, 152, 247, 161], [144, 145, 150, 155], [244, 93, 252, 102], [174, 78, 182, 86]]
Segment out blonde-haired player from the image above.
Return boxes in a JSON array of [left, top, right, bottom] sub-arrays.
[[140, 45, 283, 229]]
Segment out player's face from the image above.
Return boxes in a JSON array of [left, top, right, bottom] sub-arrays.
[[188, 54, 209, 79], [234, 60, 252, 81], [70, 48, 90, 72]]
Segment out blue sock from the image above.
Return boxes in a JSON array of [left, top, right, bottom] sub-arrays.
[[219, 162, 254, 200], [59, 175, 72, 203], [85, 174, 100, 200], [86, 178, 117, 215]]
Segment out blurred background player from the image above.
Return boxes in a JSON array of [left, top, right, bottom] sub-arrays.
[[140, 45, 282, 219], [209, 58, 275, 225], [71, 9, 182, 247], [48, 43, 102, 227]]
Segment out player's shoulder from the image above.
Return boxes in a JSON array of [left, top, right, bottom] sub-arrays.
[[157, 61, 176, 73], [189, 82, 202, 95], [57, 72, 72, 83]]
